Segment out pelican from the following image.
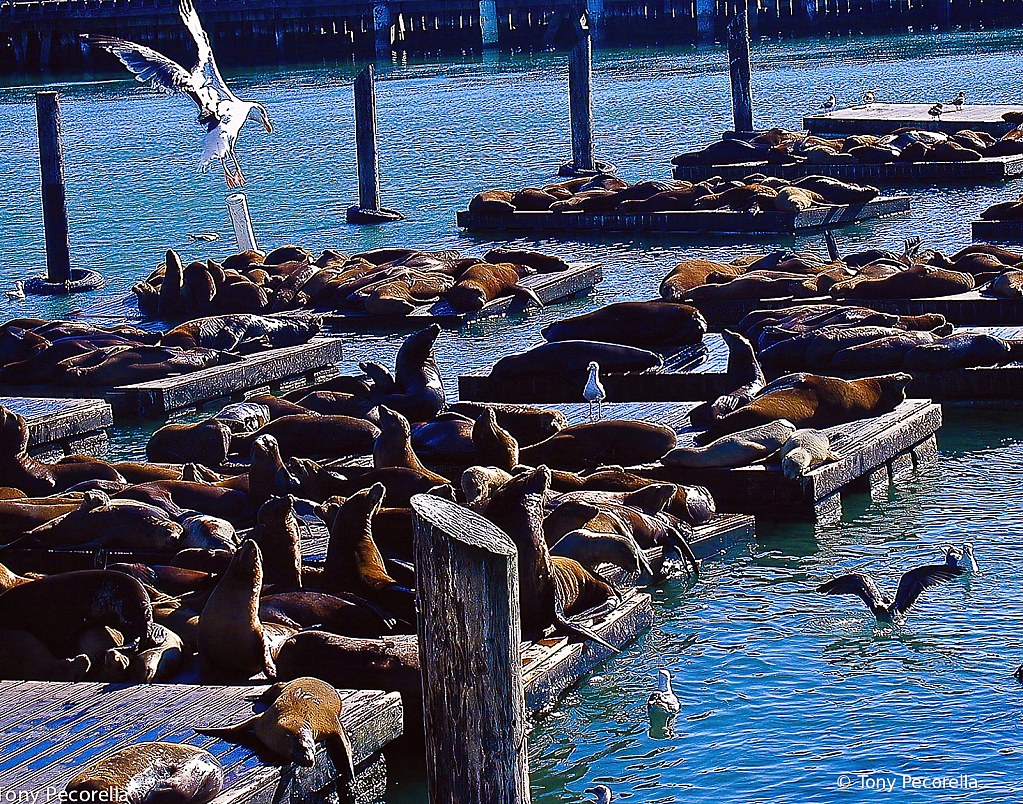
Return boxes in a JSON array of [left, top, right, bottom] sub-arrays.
[[819, 94, 836, 115], [584, 785, 613, 804], [929, 103, 944, 120], [817, 564, 963, 623], [861, 90, 875, 106], [949, 90, 965, 111], [4, 281, 26, 301], [81, 0, 272, 188], [584, 361, 606, 422], [647, 669, 680, 734]]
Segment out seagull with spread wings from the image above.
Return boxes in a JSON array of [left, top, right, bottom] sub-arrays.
[[817, 564, 963, 623], [82, 0, 272, 187]]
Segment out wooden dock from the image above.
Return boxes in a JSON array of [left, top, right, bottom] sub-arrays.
[[672, 154, 1023, 183], [0, 681, 403, 803], [0, 338, 343, 420], [1, 396, 112, 459], [973, 219, 1023, 243], [456, 196, 911, 237], [803, 103, 1023, 136], [458, 336, 722, 403], [323, 263, 602, 332]]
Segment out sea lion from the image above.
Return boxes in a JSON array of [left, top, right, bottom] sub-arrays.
[[231, 415, 380, 461], [66, 742, 223, 804], [115, 481, 250, 525], [665, 420, 797, 468], [252, 495, 302, 588], [689, 330, 766, 427], [368, 324, 447, 423], [260, 591, 397, 637], [829, 331, 937, 372], [461, 465, 515, 509], [0, 495, 86, 541], [659, 259, 745, 300], [53, 344, 229, 387], [146, 420, 233, 467], [196, 677, 355, 777], [519, 420, 677, 471], [573, 472, 716, 525], [483, 248, 570, 274], [541, 302, 707, 350], [551, 528, 652, 579], [779, 429, 839, 478], [471, 408, 519, 472], [249, 434, 290, 509], [162, 314, 320, 352], [373, 407, 450, 485], [410, 414, 476, 468], [212, 401, 271, 432], [0, 628, 91, 681], [446, 262, 541, 312], [903, 332, 1018, 371], [27, 492, 183, 550], [490, 341, 664, 381], [702, 372, 912, 440], [321, 484, 416, 626], [291, 461, 451, 507], [198, 540, 289, 681], [446, 401, 567, 447], [130, 622, 184, 682]]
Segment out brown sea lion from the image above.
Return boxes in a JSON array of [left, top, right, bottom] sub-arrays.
[[446, 262, 542, 312], [489, 341, 664, 380], [290, 461, 450, 507], [689, 330, 766, 427], [0, 628, 91, 681], [0, 495, 83, 541], [196, 677, 354, 776], [447, 401, 567, 447], [231, 415, 380, 461], [260, 591, 397, 637], [519, 421, 677, 471], [483, 248, 570, 273], [550, 529, 652, 579], [53, 345, 228, 387], [146, 420, 233, 467], [373, 407, 449, 485], [67, 742, 223, 804], [27, 492, 183, 550], [115, 481, 250, 525], [249, 434, 290, 509], [472, 408, 519, 472], [541, 301, 707, 350], [367, 324, 447, 423], [252, 495, 302, 588]]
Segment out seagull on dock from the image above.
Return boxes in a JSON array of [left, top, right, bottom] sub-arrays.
[[648, 669, 681, 735], [941, 543, 979, 573], [820, 94, 837, 116], [948, 90, 965, 112], [817, 564, 963, 623], [584, 785, 613, 804], [81, 0, 272, 188], [861, 90, 876, 106], [929, 103, 944, 121], [584, 361, 606, 422]]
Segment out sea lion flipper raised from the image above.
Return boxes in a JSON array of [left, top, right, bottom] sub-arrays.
[[551, 605, 620, 653]]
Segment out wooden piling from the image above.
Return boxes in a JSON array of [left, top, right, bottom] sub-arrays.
[[727, 4, 753, 134], [354, 65, 380, 212], [35, 91, 71, 284], [479, 0, 499, 47], [696, 0, 715, 43], [411, 494, 530, 804], [568, 33, 594, 174], [372, 3, 392, 58]]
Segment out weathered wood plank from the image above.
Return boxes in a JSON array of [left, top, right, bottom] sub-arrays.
[[803, 103, 1023, 136], [1, 396, 112, 458]]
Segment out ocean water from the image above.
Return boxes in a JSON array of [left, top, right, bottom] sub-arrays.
[[1, 26, 1022, 803]]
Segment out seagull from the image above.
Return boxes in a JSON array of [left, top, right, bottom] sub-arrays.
[[817, 564, 963, 623], [820, 94, 836, 116], [81, 0, 272, 188], [929, 103, 944, 121], [861, 90, 876, 106], [584, 785, 613, 804], [584, 361, 606, 422], [647, 669, 680, 734], [948, 90, 965, 111], [188, 232, 221, 242], [941, 543, 979, 573], [4, 281, 26, 301]]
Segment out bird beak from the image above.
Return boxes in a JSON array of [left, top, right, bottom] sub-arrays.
[[263, 119, 274, 134]]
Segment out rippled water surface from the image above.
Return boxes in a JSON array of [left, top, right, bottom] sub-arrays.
[[2, 27, 1023, 804]]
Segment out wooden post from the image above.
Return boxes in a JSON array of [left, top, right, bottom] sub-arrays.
[[411, 494, 530, 804], [696, 0, 715, 43], [479, 0, 499, 47], [727, 4, 753, 134], [372, 3, 392, 58], [587, 0, 606, 47], [569, 33, 594, 174], [36, 91, 71, 284], [354, 65, 380, 212]]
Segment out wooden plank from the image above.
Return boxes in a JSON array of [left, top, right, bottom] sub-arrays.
[[973, 219, 1023, 243], [803, 103, 1023, 136], [322, 263, 602, 332], [0, 396, 112, 457], [674, 154, 1023, 183]]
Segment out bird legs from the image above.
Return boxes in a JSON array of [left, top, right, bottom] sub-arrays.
[[222, 151, 246, 188], [586, 399, 604, 422]]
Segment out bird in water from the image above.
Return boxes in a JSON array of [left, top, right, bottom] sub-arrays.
[[929, 103, 944, 121], [941, 543, 979, 574], [81, 0, 272, 188], [584, 784, 613, 804], [647, 668, 681, 736], [948, 90, 965, 111], [188, 232, 221, 242], [4, 281, 26, 301], [1015, 664, 1023, 684], [817, 564, 963, 623], [861, 90, 876, 106], [584, 361, 606, 422], [819, 94, 836, 115]]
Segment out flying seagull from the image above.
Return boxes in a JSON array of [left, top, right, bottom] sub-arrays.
[[941, 543, 979, 573], [82, 0, 272, 187], [817, 564, 963, 623]]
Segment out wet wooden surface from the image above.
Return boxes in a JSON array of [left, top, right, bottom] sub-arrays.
[[1, 396, 112, 459], [803, 103, 1023, 136]]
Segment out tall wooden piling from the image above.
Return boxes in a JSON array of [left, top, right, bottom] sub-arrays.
[[479, 0, 499, 47], [355, 64, 381, 212], [36, 91, 71, 284], [696, 0, 715, 43], [568, 33, 594, 174], [372, 3, 392, 58], [727, 4, 753, 134], [411, 494, 530, 804]]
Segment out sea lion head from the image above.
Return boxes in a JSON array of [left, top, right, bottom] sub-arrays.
[[377, 406, 411, 439], [181, 512, 239, 550], [401, 323, 442, 362], [273, 717, 318, 767], [252, 433, 284, 466], [877, 372, 913, 406], [0, 405, 30, 454]]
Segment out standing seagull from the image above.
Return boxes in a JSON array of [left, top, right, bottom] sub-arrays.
[[948, 90, 965, 111], [817, 564, 963, 623], [584, 361, 606, 422], [82, 0, 272, 187], [861, 90, 876, 106], [819, 94, 837, 116], [929, 103, 944, 121]]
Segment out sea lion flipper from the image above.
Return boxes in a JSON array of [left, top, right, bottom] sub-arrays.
[[326, 718, 357, 785], [551, 608, 619, 653], [510, 283, 544, 308], [195, 714, 260, 741]]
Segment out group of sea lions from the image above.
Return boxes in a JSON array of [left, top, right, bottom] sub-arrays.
[[469, 172, 877, 216], [0, 314, 319, 387], [133, 243, 571, 318], [672, 126, 1023, 168], [662, 239, 1023, 303]]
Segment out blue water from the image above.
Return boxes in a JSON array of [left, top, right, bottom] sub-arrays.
[[2, 27, 1023, 803]]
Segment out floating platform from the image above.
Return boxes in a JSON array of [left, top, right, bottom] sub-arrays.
[[0, 681, 403, 803], [540, 399, 940, 522], [972, 219, 1023, 242], [1, 396, 113, 460], [803, 103, 1023, 136], [0, 338, 343, 420], [689, 292, 1023, 327], [456, 196, 911, 237], [458, 336, 722, 403], [323, 263, 602, 332], [673, 154, 1023, 184]]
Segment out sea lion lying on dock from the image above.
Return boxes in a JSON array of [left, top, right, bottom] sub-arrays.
[[541, 301, 707, 350], [52, 344, 232, 387], [665, 420, 797, 469], [490, 341, 664, 381], [519, 420, 677, 471], [161, 313, 321, 352]]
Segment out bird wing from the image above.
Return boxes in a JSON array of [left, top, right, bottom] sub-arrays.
[[81, 34, 197, 97], [892, 565, 963, 615], [178, 0, 236, 103], [817, 573, 886, 611]]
